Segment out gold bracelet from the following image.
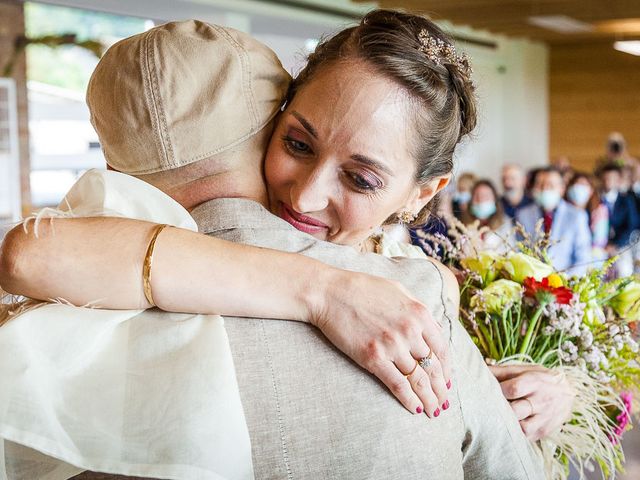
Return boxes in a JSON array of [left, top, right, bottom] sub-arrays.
[[142, 224, 169, 307]]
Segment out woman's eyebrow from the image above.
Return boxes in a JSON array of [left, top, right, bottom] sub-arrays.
[[351, 154, 393, 176], [291, 111, 318, 139]]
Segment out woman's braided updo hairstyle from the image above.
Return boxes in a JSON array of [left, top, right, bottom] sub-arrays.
[[286, 9, 477, 225]]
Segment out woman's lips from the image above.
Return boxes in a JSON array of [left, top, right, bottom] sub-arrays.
[[280, 202, 328, 234]]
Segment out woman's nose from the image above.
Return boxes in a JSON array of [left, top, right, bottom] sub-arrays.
[[290, 166, 330, 213]]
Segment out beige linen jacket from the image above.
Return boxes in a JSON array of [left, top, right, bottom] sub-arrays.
[[197, 198, 543, 479], [73, 197, 543, 480]]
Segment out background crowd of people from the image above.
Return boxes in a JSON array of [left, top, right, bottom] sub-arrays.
[[411, 132, 640, 278]]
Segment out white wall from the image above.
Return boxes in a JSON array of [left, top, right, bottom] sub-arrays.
[[450, 26, 549, 189]]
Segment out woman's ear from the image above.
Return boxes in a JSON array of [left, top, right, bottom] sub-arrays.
[[406, 174, 451, 215]]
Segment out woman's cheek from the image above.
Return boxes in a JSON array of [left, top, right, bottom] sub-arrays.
[[265, 151, 289, 190], [341, 199, 379, 234]]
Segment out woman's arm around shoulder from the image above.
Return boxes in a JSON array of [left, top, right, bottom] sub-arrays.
[[0, 216, 452, 416]]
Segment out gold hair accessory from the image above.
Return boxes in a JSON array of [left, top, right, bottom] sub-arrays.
[[397, 210, 417, 224], [418, 29, 473, 77], [143, 224, 169, 307]]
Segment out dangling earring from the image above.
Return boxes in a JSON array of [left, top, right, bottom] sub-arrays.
[[397, 210, 417, 224]]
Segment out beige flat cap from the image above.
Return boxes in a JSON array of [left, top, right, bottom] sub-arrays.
[[87, 20, 291, 175]]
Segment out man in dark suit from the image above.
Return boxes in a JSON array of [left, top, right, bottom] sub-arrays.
[[500, 164, 532, 218], [601, 163, 640, 276]]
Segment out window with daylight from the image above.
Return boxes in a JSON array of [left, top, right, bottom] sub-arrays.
[[24, 2, 154, 207]]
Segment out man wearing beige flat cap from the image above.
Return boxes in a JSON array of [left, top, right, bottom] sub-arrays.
[[0, 19, 543, 480]]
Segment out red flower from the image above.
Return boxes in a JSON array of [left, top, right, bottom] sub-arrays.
[[523, 277, 573, 305]]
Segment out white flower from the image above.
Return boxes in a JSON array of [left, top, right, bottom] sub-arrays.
[[580, 329, 594, 348], [560, 340, 579, 363], [626, 337, 640, 352], [582, 346, 607, 370], [613, 334, 625, 351], [594, 371, 612, 383]]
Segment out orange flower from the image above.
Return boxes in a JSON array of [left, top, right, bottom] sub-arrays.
[[523, 276, 573, 305]]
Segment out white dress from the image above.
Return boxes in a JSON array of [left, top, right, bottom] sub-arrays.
[[0, 170, 253, 480]]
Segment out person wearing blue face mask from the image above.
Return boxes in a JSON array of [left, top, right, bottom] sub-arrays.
[[516, 167, 592, 275], [462, 179, 513, 252], [566, 173, 609, 262], [451, 172, 477, 220]]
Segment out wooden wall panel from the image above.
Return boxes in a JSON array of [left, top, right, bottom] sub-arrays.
[[375, 0, 640, 44], [550, 42, 640, 172]]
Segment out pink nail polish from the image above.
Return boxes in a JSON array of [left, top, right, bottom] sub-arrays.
[[446, 380, 452, 390], [416, 406, 423, 414], [434, 408, 440, 417], [442, 400, 449, 410]]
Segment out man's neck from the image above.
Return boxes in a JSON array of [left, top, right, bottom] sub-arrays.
[[166, 168, 269, 212]]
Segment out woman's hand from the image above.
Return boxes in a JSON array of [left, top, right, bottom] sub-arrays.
[[310, 269, 451, 419], [489, 364, 575, 441]]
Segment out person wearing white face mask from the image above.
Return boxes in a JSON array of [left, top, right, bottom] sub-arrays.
[[516, 167, 592, 274], [462, 179, 513, 252], [566, 173, 609, 262]]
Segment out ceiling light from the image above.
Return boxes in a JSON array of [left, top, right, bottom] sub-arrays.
[[614, 40, 640, 56], [527, 15, 593, 34], [596, 18, 640, 34]]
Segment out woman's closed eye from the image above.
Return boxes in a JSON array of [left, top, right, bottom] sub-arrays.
[[346, 171, 384, 192], [282, 135, 313, 156]]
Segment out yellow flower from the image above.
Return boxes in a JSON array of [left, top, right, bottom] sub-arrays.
[[611, 281, 640, 321], [470, 279, 522, 315], [583, 301, 605, 325], [504, 253, 554, 284], [547, 273, 564, 288], [461, 251, 502, 284]]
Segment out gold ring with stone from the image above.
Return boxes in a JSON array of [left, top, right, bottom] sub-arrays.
[[419, 350, 433, 369]]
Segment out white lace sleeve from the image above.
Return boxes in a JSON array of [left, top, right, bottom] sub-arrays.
[[377, 232, 427, 259]]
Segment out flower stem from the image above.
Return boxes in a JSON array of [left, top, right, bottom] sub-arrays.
[[519, 303, 547, 356], [501, 309, 511, 356], [478, 320, 500, 360]]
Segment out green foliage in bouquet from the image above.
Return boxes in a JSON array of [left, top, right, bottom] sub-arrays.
[[415, 217, 640, 479]]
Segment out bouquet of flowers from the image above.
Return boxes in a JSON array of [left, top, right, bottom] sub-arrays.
[[415, 218, 640, 479]]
